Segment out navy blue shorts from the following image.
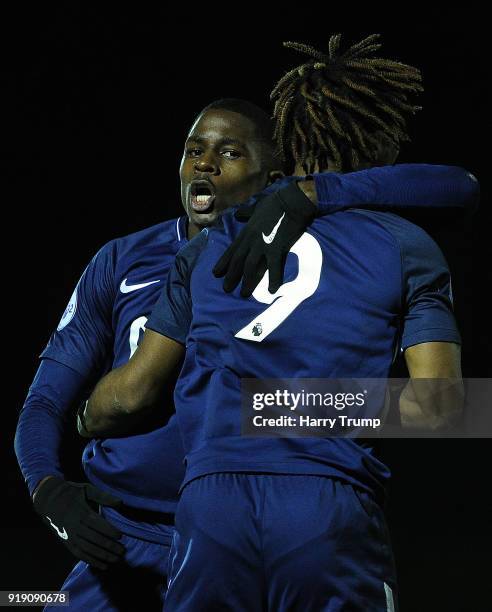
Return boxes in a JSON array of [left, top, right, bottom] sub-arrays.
[[165, 474, 397, 611], [45, 532, 170, 611]]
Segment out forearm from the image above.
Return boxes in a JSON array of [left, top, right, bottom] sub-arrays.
[[81, 329, 185, 438], [14, 359, 86, 497], [15, 399, 66, 496], [399, 377, 464, 430], [81, 365, 154, 438], [311, 164, 479, 214], [401, 341, 464, 430]]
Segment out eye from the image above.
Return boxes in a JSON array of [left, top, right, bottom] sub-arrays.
[[222, 150, 241, 159], [186, 147, 202, 157]]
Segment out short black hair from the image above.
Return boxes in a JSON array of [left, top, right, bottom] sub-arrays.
[[196, 98, 281, 169]]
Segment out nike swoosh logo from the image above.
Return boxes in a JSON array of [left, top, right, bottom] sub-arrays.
[[262, 212, 286, 244], [46, 516, 68, 540], [120, 278, 160, 293]]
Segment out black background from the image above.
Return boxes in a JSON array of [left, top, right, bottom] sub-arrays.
[[4, 5, 491, 611]]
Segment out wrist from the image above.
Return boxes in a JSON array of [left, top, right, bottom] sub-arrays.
[[32, 475, 60, 503], [276, 181, 317, 220], [296, 178, 318, 207]]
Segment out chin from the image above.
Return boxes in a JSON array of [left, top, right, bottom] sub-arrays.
[[190, 210, 218, 228]]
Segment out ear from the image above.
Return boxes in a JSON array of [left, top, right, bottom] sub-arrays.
[[373, 131, 400, 165], [267, 169, 285, 185]]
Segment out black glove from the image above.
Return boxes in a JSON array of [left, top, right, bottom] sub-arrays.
[[213, 180, 317, 297], [33, 476, 125, 570]]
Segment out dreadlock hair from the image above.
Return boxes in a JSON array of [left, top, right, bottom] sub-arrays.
[[271, 34, 423, 174], [197, 98, 282, 170]]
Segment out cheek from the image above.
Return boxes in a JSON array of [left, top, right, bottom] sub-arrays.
[[180, 178, 189, 206], [235, 174, 266, 201], [180, 163, 193, 201], [179, 165, 190, 185], [227, 166, 265, 194]]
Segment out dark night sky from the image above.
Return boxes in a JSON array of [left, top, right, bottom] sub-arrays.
[[4, 6, 491, 610]]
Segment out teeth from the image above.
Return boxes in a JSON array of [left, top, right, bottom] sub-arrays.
[[196, 195, 211, 202]]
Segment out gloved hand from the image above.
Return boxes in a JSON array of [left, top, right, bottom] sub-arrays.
[[33, 476, 125, 570], [213, 180, 317, 297]]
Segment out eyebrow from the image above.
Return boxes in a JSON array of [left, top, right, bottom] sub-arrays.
[[186, 136, 246, 148]]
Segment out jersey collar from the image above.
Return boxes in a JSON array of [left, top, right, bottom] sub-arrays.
[[176, 216, 188, 244]]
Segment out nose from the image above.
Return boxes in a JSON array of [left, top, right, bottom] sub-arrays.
[[193, 154, 219, 175]]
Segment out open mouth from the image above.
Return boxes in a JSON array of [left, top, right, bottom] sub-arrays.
[[190, 180, 216, 213]]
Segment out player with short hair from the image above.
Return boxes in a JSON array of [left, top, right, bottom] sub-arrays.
[[15, 98, 283, 611], [16, 92, 466, 610], [80, 36, 475, 610]]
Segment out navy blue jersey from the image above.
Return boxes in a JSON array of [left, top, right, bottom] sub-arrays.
[[41, 218, 188, 512], [148, 209, 460, 498], [16, 164, 474, 513]]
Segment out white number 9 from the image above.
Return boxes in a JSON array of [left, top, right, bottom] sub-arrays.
[[235, 233, 323, 342]]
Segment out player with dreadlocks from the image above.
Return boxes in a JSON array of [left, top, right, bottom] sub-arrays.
[[272, 33, 422, 173], [79, 35, 472, 611], [213, 33, 477, 298]]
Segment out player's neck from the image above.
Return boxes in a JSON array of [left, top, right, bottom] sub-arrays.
[[187, 220, 202, 240], [294, 161, 340, 175]]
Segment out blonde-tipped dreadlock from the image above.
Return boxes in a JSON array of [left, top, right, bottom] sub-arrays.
[[271, 34, 423, 173]]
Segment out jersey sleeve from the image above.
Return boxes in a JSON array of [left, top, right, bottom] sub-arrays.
[[14, 359, 88, 496], [397, 223, 461, 351], [40, 242, 117, 378], [146, 230, 208, 345], [15, 242, 118, 495], [313, 164, 479, 215]]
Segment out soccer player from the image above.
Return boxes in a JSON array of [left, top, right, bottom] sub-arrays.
[[15, 99, 472, 612], [80, 36, 472, 610]]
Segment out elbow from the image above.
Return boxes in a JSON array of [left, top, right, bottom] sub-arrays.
[[77, 405, 94, 438], [81, 389, 154, 438], [77, 401, 98, 438], [437, 384, 465, 430], [400, 377, 464, 432], [426, 405, 464, 432], [461, 168, 480, 213], [400, 407, 463, 432], [13, 427, 22, 462]]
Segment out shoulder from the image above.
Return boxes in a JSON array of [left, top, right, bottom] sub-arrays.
[[343, 212, 451, 298], [90, 217, 184, 271], [348, 208, 436, 239], [112, 218, 184, 254], [338, 209, 446, 263], [80, 218, 182, 283]]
